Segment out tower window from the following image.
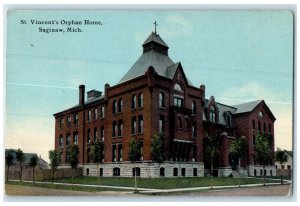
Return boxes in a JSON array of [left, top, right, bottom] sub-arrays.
[[138, 115, 144, 134], [73, 132, 78, 145], [131, 116, 136, 134], [87, 110, 91, 122], [87, 129, 91, 143]]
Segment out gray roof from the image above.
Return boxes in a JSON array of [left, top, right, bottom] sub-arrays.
[[216, 102, 237, 125], [142, 32, 169, 48], [233, 100, 262, 114], [118, 50, 175, 84]]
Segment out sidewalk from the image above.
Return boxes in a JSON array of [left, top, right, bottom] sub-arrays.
[[10, 178, 291, 194]]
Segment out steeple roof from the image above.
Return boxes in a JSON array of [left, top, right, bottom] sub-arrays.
[[142, 32, 169, 48], [118, 32, 194, 86]]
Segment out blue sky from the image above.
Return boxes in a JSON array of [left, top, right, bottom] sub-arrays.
[[5, 10, 293, 161]]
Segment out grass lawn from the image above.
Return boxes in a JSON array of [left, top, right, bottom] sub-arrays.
[[6, 181, 131, 193], [45, 176, 280, 189]]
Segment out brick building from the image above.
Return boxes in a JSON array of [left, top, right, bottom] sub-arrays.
[[53, 31, 276, 177]]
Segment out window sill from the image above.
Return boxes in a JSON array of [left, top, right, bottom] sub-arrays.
[[118, 136, 123, 138], [159, 107, 166, 110]]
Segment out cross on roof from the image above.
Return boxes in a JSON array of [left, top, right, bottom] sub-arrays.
[[153, 21, 158, 34]]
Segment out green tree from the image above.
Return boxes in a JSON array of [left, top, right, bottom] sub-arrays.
[[230, 136, 247, 187], [151, 134, 165, 163], [5, 149, 14, 182], [67, 144, 79, 181], [48, 150, 61, 183], [275, 147, 288, 184], [90, 141, 104, 188], [29, 155, 38, 184], [255, 133, 271, 186], [16, 149, 25, 182], [204, 135, 220, 189], [128, 138, 142, 192]]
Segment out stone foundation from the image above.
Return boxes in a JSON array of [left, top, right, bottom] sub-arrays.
[[248, 165, 276, 177], [218, 167, 232, 177], [81, 161, 204, 178]]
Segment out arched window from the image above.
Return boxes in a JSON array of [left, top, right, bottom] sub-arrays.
[[174, 83, 183, 92], [112, 100, 117, 114], [181, 168, 186, 176], [258, 111, 264, 117], [178, 117, 183, 128], [258, 121, 261, 131], [159, 92, 165, 108], [263, 122, 266, 132], [192, 101, 196, 114], [131, 95, 136, 109], [173, 168, 178, 176], [193, 168, 197, 176], [113, 167, 120, 176], [132, 167, 141, 177], [160, 167, 165, 177], [138, 92, 143, 107], [118, 98, 123, 112], [210, 106, 216, 122]]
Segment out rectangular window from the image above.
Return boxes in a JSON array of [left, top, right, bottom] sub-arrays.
[[287, 165, 291, 170], [174, 97, 183, 107], [281, 165, 285, 169], [67, 116, 71, 127], [74, 132, 78, 145], [87, 148, 91, 163], [59, 118, 64, 129], [210, 111, 216, 122], [112, 121, 117, 137], [87, 110, 91, 122], [140, 142, 143, 160], [94, 108, 98, 120], [94, 128, 97, 142], [73, 114, 78, 124], [131, 116, 136, 134], [118, 120, 123, 137], [87, 129, 91, 143], [118, 144, 123, 161], [159, 115, 164, 134], [138, 115, 143, 134], [100, 106, 105, 118], [59, 135, 63, 147], [101, 126, 104, 141], [192, 122, 197, 138], [66, 133, 70, 146], [112, 144, 117, 162]]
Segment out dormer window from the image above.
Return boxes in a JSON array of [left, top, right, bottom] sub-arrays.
[[210, 106, 216, 122]]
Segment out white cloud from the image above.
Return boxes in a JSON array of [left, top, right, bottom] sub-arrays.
[[217, 82, 293, 150]]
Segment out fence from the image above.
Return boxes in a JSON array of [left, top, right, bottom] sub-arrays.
[[5, 165, 83, 181]]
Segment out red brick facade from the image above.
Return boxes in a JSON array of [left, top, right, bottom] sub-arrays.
[[53, 32, 276, 175]]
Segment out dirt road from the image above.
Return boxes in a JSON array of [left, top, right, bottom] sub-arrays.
[[5, 183, 292, 197]]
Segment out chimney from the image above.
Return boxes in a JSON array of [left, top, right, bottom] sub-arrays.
[[200, 84, 205, 100], [104, 83, 110, 101], [79, 85, 85, 105]]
